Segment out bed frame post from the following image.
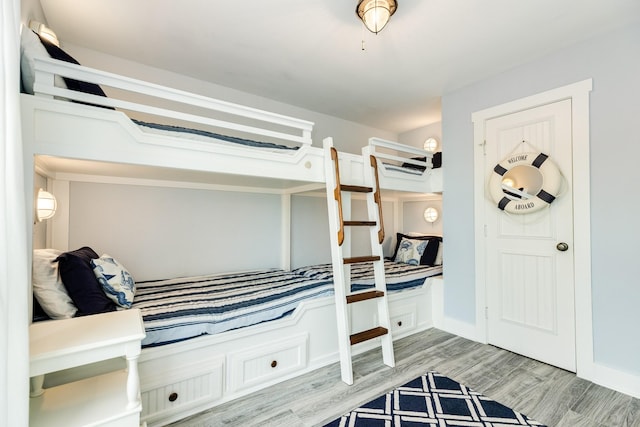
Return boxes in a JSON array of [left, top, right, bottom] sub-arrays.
[[280, 193, 291, 271]]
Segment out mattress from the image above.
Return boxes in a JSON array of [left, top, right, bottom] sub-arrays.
[[134, 261, 441, 347], [382, 164, 426, 176], [133, 269, 333, 347], [132, 119, 300, 152], [292, 260, 442, 292]]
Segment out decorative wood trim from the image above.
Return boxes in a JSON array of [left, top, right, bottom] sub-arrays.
[[350, 327, 388, 345], [344, 220, 376, 226], [343, 256, 380, 264], [340, 185, 372, 193], [330, 147, 345, 246], [346, 290, 385, 304], [370, 155, 385, 244]]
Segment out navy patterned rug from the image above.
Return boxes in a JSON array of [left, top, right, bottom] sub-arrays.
[[324, 371, 546, 426]]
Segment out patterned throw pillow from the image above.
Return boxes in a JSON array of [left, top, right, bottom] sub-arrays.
[[91, 255, 135, 308], [393, 238, 429, 265]]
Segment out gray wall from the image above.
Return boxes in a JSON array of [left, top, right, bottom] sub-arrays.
[[68, 182, 283, 281], [402, 199, 443, 237], [67, 184, 403, 279], [398, 121, 442, 153], [290, 195, 332, 268], [442, 23, 640, 375], [290, 194, 397, 268]]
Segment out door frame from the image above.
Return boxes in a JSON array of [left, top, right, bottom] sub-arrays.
[[471, 79, 593, 378]]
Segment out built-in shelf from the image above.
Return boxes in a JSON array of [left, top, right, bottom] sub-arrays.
[[29, 309, 146, 427]]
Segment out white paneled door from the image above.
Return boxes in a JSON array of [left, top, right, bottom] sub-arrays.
[[484, 99, 576, 372]]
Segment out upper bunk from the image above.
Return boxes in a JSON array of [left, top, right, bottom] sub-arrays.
[[20, 29, 442, 194]]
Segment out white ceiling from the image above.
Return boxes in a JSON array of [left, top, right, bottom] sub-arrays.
[[38, 0, 640, 133]]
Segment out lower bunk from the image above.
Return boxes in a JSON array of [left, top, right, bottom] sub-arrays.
[[141, 277, 441, 426], [39, 262, 442, 427]]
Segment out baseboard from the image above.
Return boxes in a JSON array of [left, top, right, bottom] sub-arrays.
[[586, 362, 640, 399], [430, 277, 444, 329], [431, 276, 640, 400], [430, 278, 479, 342], [440, 316, 479, 342], [437, 322, 640, 399]]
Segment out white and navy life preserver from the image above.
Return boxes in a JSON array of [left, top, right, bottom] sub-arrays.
[[489, 151, 562, 214]]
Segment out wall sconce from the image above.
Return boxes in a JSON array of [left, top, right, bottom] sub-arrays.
[[423, 137, 439, 153], [28, 20, 59, 46], [36, 188, 57, 222], [423, 207, 439, 223], [356, 0, 398, 34]]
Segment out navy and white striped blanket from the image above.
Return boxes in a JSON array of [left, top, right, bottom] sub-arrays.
[[133, 269, 333, 347], [292, 261, 442, 292], [133, 262, 441, 347]]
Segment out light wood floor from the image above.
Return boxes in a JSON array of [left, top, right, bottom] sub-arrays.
[[169, 328, 640, 427]]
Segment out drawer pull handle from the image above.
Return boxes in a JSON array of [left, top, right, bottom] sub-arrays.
[[397, 321, 403, 327], [271, 360, 278, 368], [168, 392, 179, 402]]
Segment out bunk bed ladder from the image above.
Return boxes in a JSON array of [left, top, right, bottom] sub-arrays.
[[323, 138, 395, 385]]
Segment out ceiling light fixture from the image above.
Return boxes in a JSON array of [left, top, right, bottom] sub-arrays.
[[356, 0, 398, 34]]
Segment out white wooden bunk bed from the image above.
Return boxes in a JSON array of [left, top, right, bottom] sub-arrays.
[[21, 33, 444, 427]]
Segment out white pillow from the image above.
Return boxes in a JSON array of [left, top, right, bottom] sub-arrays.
[[91, 255, 135, 309], [434, 242, 443, 265], [394, 238, 429, 265], [20, 27, 66, 94], [405, 232, 442, 238], [32, 249, 77, 319]]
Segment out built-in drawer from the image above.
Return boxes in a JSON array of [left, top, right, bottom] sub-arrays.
[[228, 333, 308, 392], [140, 356, 224, 424], [389, 303, 417, 336]]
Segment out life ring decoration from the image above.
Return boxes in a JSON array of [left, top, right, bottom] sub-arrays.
[[489, 151, 562, 214]]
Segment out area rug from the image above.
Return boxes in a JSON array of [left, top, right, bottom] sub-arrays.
[[324, 371, 546, 426]]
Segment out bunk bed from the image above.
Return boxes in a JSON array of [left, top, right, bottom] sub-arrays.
[[21, 29, 444, 427]]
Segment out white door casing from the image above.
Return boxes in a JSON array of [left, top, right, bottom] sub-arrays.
[[484, 99, 575, 371], [472, 79, 593, 379]]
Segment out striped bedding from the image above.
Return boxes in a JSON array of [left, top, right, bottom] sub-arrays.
[[133, 269, 333, 347], [382, 163, 425, 176], [291, 260, 442, 292], [132, 119, 299, 152], [133, 262, 441, 347]]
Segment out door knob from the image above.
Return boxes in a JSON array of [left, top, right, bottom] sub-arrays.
[[556, 242, 569, 252]]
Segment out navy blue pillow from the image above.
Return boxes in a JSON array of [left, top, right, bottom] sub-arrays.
[[36, 33, 114, 110], [401, 153, 442, 171], [432, 152, 442, 168], [419, 238, 441, 266], [56, 247, 116, 316]]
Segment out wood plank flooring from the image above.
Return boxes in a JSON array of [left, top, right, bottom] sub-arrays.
[[169, 329, 640, 427]]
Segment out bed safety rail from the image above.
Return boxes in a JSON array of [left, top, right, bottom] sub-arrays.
[[31, 57, 314, 148], [367, 137, 433, 171]]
